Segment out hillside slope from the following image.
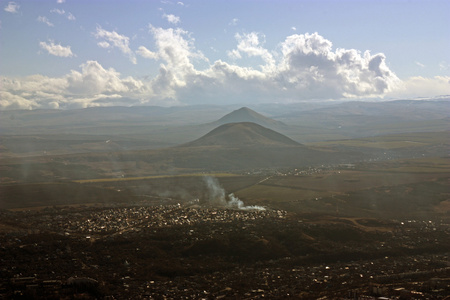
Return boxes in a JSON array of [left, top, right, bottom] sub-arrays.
[[182, 122, 299, 148]]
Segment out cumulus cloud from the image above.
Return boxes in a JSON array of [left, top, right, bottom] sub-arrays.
[[2, 28, 445, 110], [163, 13, 180, 24], [57, 0, 65, 3], [39, 40, 75, 57], [94, 26, 136, 64], [141, 25, 210, 100], [0, 91, 37, 110], [37, 16, 54, 27], [270, 32, 401, 99], [65, 61, 143, 95], [227, 32, 275, 69], [174, 31, 400, 103], [1, 74, 68, 110], [0, 61, 154, 110], [4, 1, 19, 13]]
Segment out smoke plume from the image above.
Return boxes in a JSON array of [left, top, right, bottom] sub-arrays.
[[203, 176, 265, 211]]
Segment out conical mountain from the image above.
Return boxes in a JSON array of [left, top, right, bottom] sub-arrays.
[[182, 122, 300, 148], [214, 107, 285, 128]]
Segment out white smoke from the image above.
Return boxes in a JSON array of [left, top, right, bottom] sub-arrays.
[[203, 176, 226, 205], [227, 193, 265, 211], [203, 176, 265, 211]]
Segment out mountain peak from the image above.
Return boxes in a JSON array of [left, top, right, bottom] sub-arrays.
[[214, 107, 285, 128]]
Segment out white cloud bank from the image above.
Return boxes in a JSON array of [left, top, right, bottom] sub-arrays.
[[389, 76, 450, 99], [141, 29, 402, 103], [1, 28, 449, 110], [0, 61, 150, 110]]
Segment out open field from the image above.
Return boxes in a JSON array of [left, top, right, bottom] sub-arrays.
[[1, 124, 448, 218], [0, 175, 264, 210], [73, 172, 238, 184], [307, 131, 449, 149], [233, 158, 450, 218], [2, 156, 448, 219]]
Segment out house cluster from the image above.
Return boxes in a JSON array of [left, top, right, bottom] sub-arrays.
[[0, 205, 448, 299]]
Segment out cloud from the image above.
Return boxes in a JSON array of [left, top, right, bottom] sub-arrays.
[[57, 0, 65, 3], [415, 61, 425, 68], [227, 32, 275, 68], [4, 1, 19, 13], [163, 14, 180, 24], [271, 32, 400, 99], [37, 16, 54, 27], [2, 28, 446, 110], [1, 74, 69, 110], [0, 91, 37, 110], [179, 31, 399, 103], [177, 1, 184, 5], [0, 61, 154, 110], [65, 61, 144, 95], [97, 41, 110, 48], [388, 76, 450, 99], [50, 8, 75, 20], [142, 25, 210, 99], [94, 26, 136, 64], [51, 8, 65, 14], [136, 46, 158, 59], [439, 61, 449, 71], [291, 26, 297, 31], [39, 40, 75, 57], [67, 12, 76, 21], [229, 18, 239, 26]]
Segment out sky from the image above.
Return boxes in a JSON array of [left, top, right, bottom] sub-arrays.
[[1, 0, 449, 110]]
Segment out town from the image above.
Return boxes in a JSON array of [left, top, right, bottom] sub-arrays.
[[1, 203, 449, 299]]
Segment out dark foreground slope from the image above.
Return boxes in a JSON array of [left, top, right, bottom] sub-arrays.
[[1, 205, 449, 299]]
